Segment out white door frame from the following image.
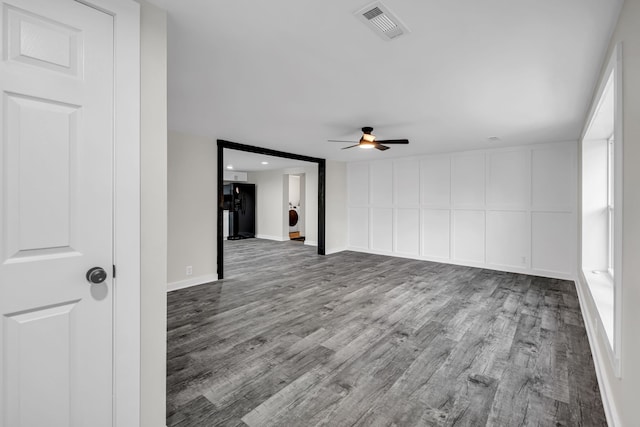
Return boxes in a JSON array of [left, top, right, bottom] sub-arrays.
[[76, 0, 141, 425]]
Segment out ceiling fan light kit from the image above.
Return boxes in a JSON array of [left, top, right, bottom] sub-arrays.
[[359, 142, 375, 149]]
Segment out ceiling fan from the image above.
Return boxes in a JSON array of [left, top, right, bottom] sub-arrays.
[[328, 127, 409, 151]]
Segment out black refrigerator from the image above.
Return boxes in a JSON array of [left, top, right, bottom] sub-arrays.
[[223, 183, 255, 239]]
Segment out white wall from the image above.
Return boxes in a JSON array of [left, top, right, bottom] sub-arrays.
[[289, 175, 301, 206], [247, 169, 288, 241], [288, 175, 302, 234], [139, 2, 166, 426], [297, 174, 305, 236], [577, 1, 640, 425], [301, 166, 318, 246], [326, 160, 348, 254], [223, 170, 247, 182], [347, 142, 577, 279], [248, 164, 319, 244], [167, 131, 217, 288]]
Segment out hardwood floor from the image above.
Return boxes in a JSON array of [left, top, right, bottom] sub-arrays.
[[167, 239, 606, 427]]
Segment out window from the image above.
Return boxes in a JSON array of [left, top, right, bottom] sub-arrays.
[[580, 44, 622, 375], [607, 135, 614, 277]]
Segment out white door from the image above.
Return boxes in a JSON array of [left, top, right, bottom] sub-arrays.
[[0, 0, 115, 426]]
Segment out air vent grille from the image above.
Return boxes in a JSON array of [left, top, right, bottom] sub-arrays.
[[362, 7, 383, 20], [356, 2, 409, 41]]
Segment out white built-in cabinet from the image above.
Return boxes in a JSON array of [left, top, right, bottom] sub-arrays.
[[347, 142, 577, 279]]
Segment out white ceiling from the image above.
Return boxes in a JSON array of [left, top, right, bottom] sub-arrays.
[[223, 149, 312, 172], [147, 0, 622, 162]]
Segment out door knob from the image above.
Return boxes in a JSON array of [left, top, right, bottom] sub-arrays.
[[86, 267, 107, 284]]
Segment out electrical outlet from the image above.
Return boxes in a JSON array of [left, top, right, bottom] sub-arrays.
[[521, 256, 527, 265], [186, 266, 193, 276]]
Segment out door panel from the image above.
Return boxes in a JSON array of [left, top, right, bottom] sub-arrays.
[[5, 4, 82, 75], [4, 301, 79, 427], [0, 1, 114, 426], [4, 93, 79, 258]]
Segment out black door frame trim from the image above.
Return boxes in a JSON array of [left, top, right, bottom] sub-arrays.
[[217, 139, 326, 279]]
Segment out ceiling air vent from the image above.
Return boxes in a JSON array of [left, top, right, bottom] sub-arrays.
[[355, 2, 410, 41]]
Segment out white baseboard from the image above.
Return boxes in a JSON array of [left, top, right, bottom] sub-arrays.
[[574, 274, 621, 427], [167, 273, 218, 292], [345, 246, 573, 280], [325, 247, 347, 255], [256, 234, 287, 242], [304, 240, 318, 247]]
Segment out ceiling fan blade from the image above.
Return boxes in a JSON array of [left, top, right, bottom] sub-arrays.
[[329, 139, 358, 143], [376, 139, 409, 144], [342, 144, 361, 150], [374, 143, 390, 151]]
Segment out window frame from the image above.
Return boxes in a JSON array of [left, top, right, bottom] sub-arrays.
[[607, 135, 614, 278], [580, 43, 623, 377]]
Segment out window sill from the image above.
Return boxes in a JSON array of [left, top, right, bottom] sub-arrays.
[[582, 269, 614, 348]]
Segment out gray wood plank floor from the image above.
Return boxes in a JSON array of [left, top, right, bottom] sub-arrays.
[[167, 239, 606, 427]]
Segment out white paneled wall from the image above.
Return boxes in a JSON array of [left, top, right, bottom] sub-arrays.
[[348, 207, 369, 249], [347, 142, 577, 279], [451, 153, 485, 208], [452, 210, 485, 263], [395, 209, 420, 255], [421, 209, 449, 258], [371, 208, 393, 252]]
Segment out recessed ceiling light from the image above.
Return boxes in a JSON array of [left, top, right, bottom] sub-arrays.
[[488, 136, 501, 142], [226, 165, 233, 170], [261, 161, 269, 165]]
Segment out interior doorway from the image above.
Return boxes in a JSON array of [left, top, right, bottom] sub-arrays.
[[217, 140, 326, 279]]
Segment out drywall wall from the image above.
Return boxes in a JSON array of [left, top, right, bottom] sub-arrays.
[[300, 165, 318, 246], [347, 142, 577, 279], [577, 1, 640, 425], [288, 175, 304, 234], [297, 174, 306, 236], [300, 174, 306, 236], [326, 160, 348, 254], [139, 2, 167, 426], [247, 169, 287, 241], [167, 131, 217, 288], [248, 164, 319, 244], [289, 175, 301, 206]]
